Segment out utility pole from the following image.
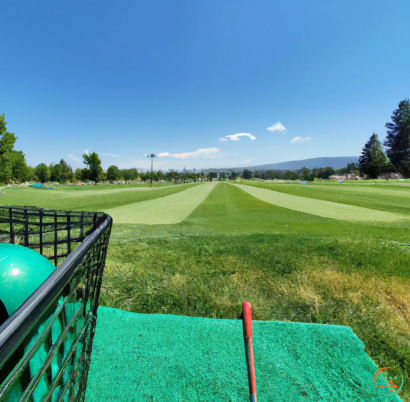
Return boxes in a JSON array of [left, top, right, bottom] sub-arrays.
[[147, 154, 156, 187]]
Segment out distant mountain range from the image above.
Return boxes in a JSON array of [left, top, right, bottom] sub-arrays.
[[201, 156, 359, 173]]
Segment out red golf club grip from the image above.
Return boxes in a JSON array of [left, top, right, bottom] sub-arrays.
[[242, 301, 253, 337]]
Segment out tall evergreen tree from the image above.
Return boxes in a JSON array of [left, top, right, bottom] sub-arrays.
[[384, 99, 410, 177], [359, 133, 388, 178]]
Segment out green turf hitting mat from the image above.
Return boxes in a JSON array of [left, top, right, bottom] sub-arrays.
[[86, 307, 400, 401]]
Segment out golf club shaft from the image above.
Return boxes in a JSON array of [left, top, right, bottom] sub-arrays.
[[242, 302, 257, 402]]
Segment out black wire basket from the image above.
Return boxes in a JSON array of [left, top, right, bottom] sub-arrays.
[[0, 206, 112, 402]]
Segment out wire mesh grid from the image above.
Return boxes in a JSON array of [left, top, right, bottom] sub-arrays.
[[0, 206, 112, 402]]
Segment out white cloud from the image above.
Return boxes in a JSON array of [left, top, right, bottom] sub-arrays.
[[157, 148, 220, 159], [221, 133, 256, 141], [231, 158, 253, 165], [267, 122, 286, 132], [290, 136, 312, 143], [102, 153, 119, 157], [83, 149, 89, 155], [67, 154, 81, 162]]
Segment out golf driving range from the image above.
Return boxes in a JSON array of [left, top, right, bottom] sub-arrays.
[[1, 180, 409, 400]]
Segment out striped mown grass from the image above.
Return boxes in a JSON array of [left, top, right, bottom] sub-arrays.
[[101, 183, 410, 399]]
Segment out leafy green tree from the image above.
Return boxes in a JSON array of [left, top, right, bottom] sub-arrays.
[[106, 165, 123, 181], [83, 152, 103, 182], [48, 163, 61, 182], [384, 99, 410, 177], [59, 159, 74, 182], [26, 166, 35, 181], [166, 170, 179, 181], [53, 164, 62, 182], [208, 172, 218, 180], [346, 162, 358, 172], [242, 169, 252, 179], [283, 170, 299, 180], [229, 171, 239, 180], [0, 153, 13, 182], [11, 151, 28, 181], [122, 168, 138, 180], [316, 167, 335, 179], [0, 114, 17, 155], [81, 168, 91, 181], [74, 168, 82, 181], [359, 133, 388, 178], [0, 114, 28, 183], [34, 163, 49, 183], [335, 162, 359, 175], [130, 168, 139, 180], [48, 163, 54, 179], [157, 170, 165, 181], [188, 173, 199, 181], [100, 170, 107, 181], [299, 167, 312, 181]]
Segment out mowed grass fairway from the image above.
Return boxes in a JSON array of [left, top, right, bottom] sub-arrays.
[[0, 182, 201, 211], [105, 182, 217, 224], [101, 182, 410, 399], [243, 180, 410, 215], [233, 183, 406, 222], [2, 181, 410, 398]]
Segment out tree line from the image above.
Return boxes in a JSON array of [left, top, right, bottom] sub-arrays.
[[0, 115, 208, 184], [250, 163, 359, 181], [240, 99, 410, 181], [1, 99, 409, 184], [356, 99, 410, 178]]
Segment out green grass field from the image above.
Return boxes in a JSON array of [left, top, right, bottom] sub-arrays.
[[233, 183, 407, 222], [105, 182, 216, 223], [243, 180, 410, 215], [0, 182, 200, 211], [2, 180, 409, 400], [101, 182, 410, 400], [51, 182, 173, 190]]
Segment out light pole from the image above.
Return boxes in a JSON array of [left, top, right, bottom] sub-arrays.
[[147, 154, 156, 187]]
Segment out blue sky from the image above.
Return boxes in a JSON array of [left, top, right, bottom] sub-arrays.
[[1, 0, 409, 171]]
